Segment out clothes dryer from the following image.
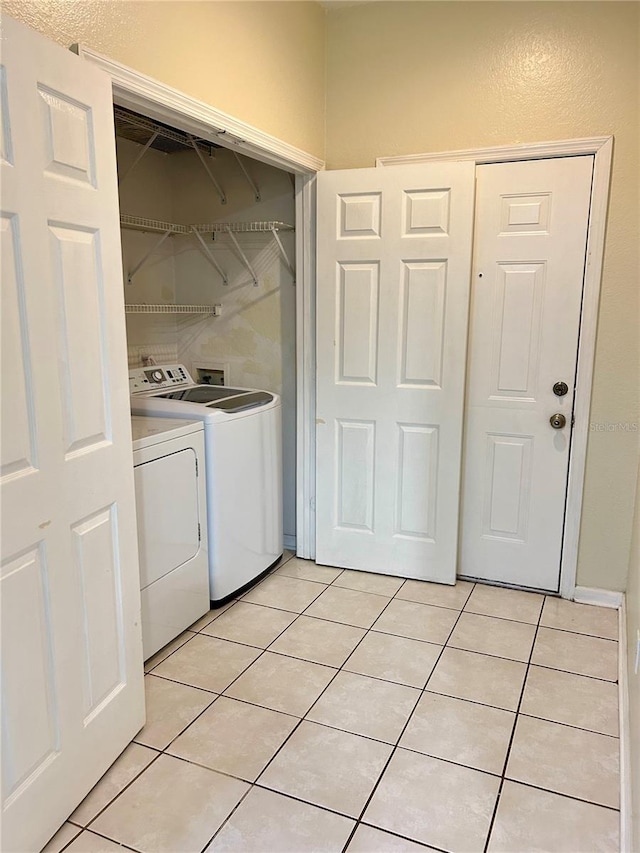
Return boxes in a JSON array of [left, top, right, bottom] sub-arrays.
[[131, 416, 209, 658]]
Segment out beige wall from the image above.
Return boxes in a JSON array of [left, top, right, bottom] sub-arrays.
[[626, 459, 640, 850], [1, 0, 326, 158], [326, 1, 640, 591]]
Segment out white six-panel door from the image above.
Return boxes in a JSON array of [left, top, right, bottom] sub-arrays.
[[316, 163, 475, 582], [1, 16, 145, 852], [460, 156, 593, 591]]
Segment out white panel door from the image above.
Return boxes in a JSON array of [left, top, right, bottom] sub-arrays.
[[460, 156, 593, 591], [316, 163, 475, 582], [0, 16, 144, 852]]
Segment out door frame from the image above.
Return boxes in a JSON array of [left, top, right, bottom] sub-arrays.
[[378, 137, 613, 598], [75, 45, 322, 559]]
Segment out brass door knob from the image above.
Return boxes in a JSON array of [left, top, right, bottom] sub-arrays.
[[549, 413, 567, 429]]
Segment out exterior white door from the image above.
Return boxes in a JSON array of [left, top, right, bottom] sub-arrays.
[[1, 16, 145, 853], [460, 156, 593, 591], [316, 163, 475, 582]]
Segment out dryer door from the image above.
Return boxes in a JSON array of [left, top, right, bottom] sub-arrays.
[[134, 448, 201, 588]]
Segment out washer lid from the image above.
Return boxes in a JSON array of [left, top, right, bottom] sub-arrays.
[[206, 391, 274, 412], [157, 386, 247, 403]]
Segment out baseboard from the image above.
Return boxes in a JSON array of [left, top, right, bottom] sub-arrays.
[[619, 595, 632, 853], [283, 534, 297, 551], [572, 586, 624, 609]]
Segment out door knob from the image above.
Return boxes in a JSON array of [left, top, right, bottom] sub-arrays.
[[553, 382, 569, 397], [549, 413, 567, 429]]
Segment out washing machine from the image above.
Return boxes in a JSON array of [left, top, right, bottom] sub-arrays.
[[132, 415, 210, 659], [130, 366, 283, 603]]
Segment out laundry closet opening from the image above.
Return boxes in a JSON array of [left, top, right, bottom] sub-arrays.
[[116, 106, 298, 549]]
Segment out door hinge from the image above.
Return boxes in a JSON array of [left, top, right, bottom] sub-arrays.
[[195, 458, 199, 476], [571, 413, 575, 427], [198, 523, 201, 542]]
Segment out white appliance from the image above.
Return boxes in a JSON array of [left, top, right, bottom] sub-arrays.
[[132, 416, 210, 658], [130, 366, 283, 602]]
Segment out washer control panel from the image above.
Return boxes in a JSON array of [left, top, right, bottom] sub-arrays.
[[129, 364, 194, 393]]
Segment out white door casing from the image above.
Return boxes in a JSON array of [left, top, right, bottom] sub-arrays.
[[460, 156, 594, 591], [1, 16, 145, 853], [316, 163, 475, 582]]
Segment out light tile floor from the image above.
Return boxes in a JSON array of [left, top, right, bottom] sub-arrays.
[[44, 554, 621, 853]]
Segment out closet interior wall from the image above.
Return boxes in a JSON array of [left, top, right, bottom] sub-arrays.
[[117, 136, 297, 545], [118, 137, 179, 366]]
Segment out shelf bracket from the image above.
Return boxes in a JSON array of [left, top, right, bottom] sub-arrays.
[[225, 226, 258, 287], [127, 229, 173, 284], [118, 130, 159, 187], [188, 135, 227, 204], [190, 227, 228, 285], [234, 152, 261, 202], [270, 225, 296, 284]]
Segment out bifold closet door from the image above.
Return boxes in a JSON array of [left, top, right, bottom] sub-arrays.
[[460, 156, 593, 591], [315, 162, 475, 583], [1, 16, 144, 852]]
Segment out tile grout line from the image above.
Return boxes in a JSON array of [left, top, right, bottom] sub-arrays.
[[154, 582, 621, 843], [481, 597, 545, 853], [76, 748, 165, 842], [338, 582, 478, 852], [192, 574, 366, 853], [147, 630, 620, 695], [199, 580, 414, 852], [84, 569, 620, 853]]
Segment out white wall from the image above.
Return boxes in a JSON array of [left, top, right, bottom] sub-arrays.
[[118, 138, 297, 543], [117, 137, 179, 367]]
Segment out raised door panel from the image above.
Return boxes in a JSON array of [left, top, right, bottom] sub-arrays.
[[398, 261, 446, 388], [1, 546, 59, 806], [49, 224, 111, 457], [490, 264, 545, 402], [336, 420, 376, 531], [482, 434, 533, 542], [395, 424, 438, 541], [336, 262, 379, 386], [72, 507, 125, 721], [38, 86, 96, 187], [0, 214, 37, 482]]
